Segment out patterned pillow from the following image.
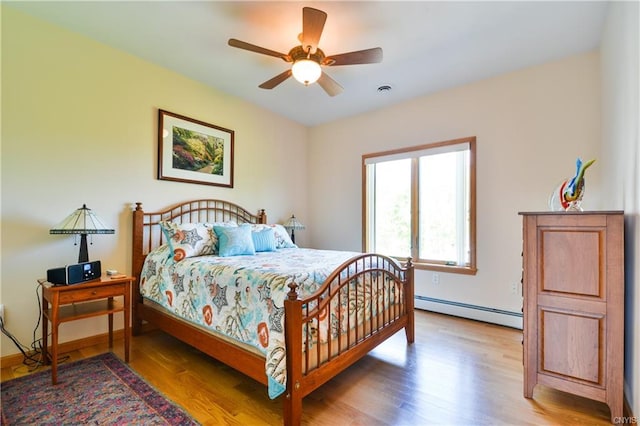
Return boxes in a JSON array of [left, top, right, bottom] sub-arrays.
[[252, 227, 277, 252], [160, 221, 237, 261], [214, 224, 256, 257], [251, 224, 297, 249], [160, 221, 214, 262]]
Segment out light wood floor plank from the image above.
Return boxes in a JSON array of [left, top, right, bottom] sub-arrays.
[[1, 311, 612, 425]]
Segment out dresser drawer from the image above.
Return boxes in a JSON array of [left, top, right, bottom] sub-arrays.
[[58, 283, 125, 304]]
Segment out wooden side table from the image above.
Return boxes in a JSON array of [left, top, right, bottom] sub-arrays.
[[41, 275, 134, 385]]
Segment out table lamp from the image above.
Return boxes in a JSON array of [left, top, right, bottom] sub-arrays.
[[283, 214, 305, 244], [49, 204, 114, 263]]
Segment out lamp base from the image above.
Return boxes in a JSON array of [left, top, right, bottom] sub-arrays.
[[78, 234, 89, 263], [290, 229, 296, 244]]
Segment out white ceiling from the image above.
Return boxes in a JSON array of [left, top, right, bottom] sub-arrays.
[[7, 1, 609, 126]]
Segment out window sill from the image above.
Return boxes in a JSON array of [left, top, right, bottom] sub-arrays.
[[411, 262, 477, 276]]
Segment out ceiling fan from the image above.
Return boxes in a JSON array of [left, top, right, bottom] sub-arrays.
[[228, 7, 383, 97]]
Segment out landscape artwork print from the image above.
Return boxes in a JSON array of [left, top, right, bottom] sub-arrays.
[[172, 126, 224, 175], [158, 110, 234, 188]]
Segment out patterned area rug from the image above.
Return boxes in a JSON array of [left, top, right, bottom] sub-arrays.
[[1, 352, 198, 425]]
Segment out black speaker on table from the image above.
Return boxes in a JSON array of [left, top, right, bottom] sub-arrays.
[[47, 260, 101, 285]]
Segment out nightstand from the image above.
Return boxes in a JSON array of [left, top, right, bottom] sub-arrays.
[[40, 275, 134, 385]]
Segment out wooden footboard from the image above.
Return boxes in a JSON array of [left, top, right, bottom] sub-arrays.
[[283, 254, 414, 425], [132, 200, 414, 426]]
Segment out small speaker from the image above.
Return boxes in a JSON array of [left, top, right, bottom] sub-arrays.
[[46, 267, 67, 285], [47, 261, 101, 285]]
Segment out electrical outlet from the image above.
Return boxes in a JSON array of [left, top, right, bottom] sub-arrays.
[[0, 304, 4, 324], [511, 282, 519, 294], [432, 273, 440, 285]]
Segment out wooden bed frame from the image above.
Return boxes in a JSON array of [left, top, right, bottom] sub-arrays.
[[131, 199, 414, 425]]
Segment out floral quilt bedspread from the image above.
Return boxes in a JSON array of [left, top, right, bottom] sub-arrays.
[[140, 246, 363, 399]]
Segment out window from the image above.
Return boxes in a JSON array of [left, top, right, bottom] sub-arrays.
[[363, 136, 476, 274]]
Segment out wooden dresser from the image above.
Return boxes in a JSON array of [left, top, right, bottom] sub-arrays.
[[519, 211, 624, 422]]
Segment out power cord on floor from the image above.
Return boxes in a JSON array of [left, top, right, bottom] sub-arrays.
[[0, 281, 69, 373], [0, 315, 44, 371]]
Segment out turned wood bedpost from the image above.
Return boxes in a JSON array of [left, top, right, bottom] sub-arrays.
[[258, 209, 267, 224], [405, 258, 415, 344], [132, 202, 144, 335], [283, 282, 303, 426]]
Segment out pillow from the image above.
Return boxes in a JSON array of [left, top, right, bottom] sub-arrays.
[[160, 221, 216, 262], [251, 224, 297, 249], [207, 221, 238, 228], [207, 221, 238, 253], [252, 227, 277, 252], [160, 221, 237, 261], [214, 224, 256, 257]]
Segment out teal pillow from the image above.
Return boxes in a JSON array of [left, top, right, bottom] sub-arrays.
[[213, 224, 255, 257], [252, 228, 277, 252]]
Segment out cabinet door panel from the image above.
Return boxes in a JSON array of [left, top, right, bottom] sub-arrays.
[[540, 229, 602, 297], [540, 308, 604, 384]]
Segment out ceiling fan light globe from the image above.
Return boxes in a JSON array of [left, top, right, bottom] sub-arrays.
[[292, 59, 321, 85]]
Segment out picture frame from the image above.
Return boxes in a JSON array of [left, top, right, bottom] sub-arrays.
[[158, 109, 234, 188]]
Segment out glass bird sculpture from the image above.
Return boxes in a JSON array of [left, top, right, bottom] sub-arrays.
[[549, 158, 596, 211]]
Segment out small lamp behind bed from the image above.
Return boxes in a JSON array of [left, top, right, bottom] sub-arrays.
[[283, 214, 305, 244]]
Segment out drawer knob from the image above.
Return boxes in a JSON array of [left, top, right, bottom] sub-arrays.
[[92, 291, 97, 295]]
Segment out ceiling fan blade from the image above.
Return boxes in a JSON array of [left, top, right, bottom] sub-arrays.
[[228, 38, 291, 62], [324, 47, 383, 66], [317, 72, 343, 97], [259, 69, 293, 89], [301, 7, 327, 53]]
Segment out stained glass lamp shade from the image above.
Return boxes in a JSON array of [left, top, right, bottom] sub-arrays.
[[283, 215, 305, 244], [49, 204, 114, 263]]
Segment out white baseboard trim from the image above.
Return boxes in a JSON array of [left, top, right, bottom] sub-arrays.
[[415, 295, 523, 329]]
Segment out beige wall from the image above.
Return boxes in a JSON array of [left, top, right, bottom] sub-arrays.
[[0, 7, 308, 356], [601, 0, 640, 416], [308, 51, 602, 328]]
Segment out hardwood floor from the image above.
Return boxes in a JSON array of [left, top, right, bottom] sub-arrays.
[[2, 310, 613, 425]]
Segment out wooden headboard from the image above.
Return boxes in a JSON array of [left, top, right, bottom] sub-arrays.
[[131, 199, 267, 285]]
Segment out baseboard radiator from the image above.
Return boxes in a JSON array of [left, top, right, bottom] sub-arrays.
[[415, 295, 523, 329]]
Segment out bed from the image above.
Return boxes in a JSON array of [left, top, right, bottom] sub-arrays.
[[131, 199, 414, 425]]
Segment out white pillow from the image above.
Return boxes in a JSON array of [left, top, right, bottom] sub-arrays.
[[251, 224, 297, 249]]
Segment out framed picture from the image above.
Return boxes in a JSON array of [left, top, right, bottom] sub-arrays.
[[158, 109, 234, 188]]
